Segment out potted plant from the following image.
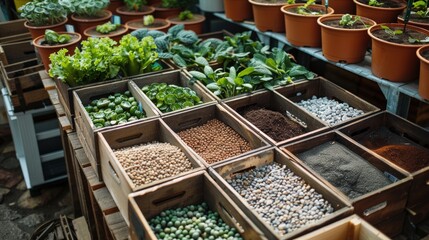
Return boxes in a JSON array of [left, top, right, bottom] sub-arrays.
[[354, 0, 407, 24], [107, 0, 124, 14], [83, 21, 128, 42], [281, 0, 334, 47], [224, 0, 253, 21], [417, 45, 429, 99], [318, 14, 376, 63], [199, 0, 224, 12], [322, 0, 356, 14], [152, 0, 196, 19], [249, 0, 289, 32], [116, 0, 156, 23], [33, 29, 81, 72], [70, 0, 112, 38], [126, 14, 171, 32], [398, 0, 429, 30], [166, 10, 206, 34], [19, 0, 69, 39]]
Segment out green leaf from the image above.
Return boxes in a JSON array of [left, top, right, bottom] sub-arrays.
[[173, 54, 187, 68], [234, 77, 244, 85], [237, 67, 254, 78], [189, 71, 206, 80], [242, 83, 253, 89], [229, 67, 236, 79], [204, 65, 214, 76], [226, 77, 235, 85], [195, 56, 209, 66], [206, 82, 219, 90], [263, 82, 274, 91]]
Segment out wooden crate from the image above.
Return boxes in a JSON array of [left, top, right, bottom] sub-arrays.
[[295, 214, 390, 240], [0, 19, 31, 44], [274, 77, 380, 128], [0, 40, 36, 65], [128, 171, 266, 240], [161, 104, 270, 167], [209, 147, 353, 240], [129, 70, 216, 116], [373, 212, 406, 238], [1, 60, 44, 95], [338, 111, 429, 212], [281, 131, 412, 226], [73, 80, 159, 179], [55, 60, 174, 128], [98, 118, 205, 225], [221, 89, 329, 146]]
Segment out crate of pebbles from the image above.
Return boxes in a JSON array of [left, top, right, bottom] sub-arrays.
[[281, 131, 412, 230], [128, 171, 266, 240], [275, 77, 379, 128], [98, 118, 204, 225], [129, 69, 216, 116], [221, 90, 330, 146], [338, 111, 429, 224], [74, 80, 159, 179], [209, 147, 352, 239], [161, 104, 270, 167]]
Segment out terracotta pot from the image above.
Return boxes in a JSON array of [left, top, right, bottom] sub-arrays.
[[71, 10, 113, 40], [281, 4, 334, 47], [107, 0, 124, 14], [224, 0, 253, 21], [152, 3, 181, 19], [83, 24, 128, 42], [397, 15, 429, 31], [322, 0, 355, 14], [368, 23, 429, 82], [318, 14, 376, 63], [166, 14, 206, 34], [417, 45, 429, 100], [248, 0, 285, 32], [116, 5, 155, 24], [33, 32, 81, 72], [24, 17, 68, 40], [125, 18, 171, 33], [354, 0, 406, 24]]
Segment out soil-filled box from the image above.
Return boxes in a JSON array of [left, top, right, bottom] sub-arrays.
[[337, 111, 429, 222], [129, 70, 216, 116], [209, 148, 353, 240], [281, 131, 412, 226], [274, 77, 379, 128], [73, 80, 159, 179], [221, 90, 330, 146], [128, 171, 266, 240], [161, 104, 270, 167], [98, 118, 205, 225], [295, 214, 390, 240]]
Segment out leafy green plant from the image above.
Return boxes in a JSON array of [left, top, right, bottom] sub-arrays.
[[381, 25, 404, 37], [124, 0, 148, 11], [96, 22, 121, 34], [43, 29, 71, 45], [19, 0, 68, 26], [144, 15, 155, 26], [70, 0, 109, 17], [339, 14, 369, 28], [296, 0, 324, 15], [179, 10, 194, 20], [368, 0, 383, 7]]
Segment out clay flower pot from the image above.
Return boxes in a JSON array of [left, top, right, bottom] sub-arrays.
[[354, 0, 406, 24], [125, 18, 171, 33], [248, 0, 286, 32], [71, 10, 113, 40], [224, 0, 253, 21], [116, 5, 155, 24], [33, 32, 81, 72], [368, 23, 429, 82], [152, 3, 181, 19], [166, 14, 206, 34], [24, 17, 68, 40], [417, 45, 429, 100], [322, 0, 355, 14], [318, 14, 376, 63], [281, 4, 334, 47], [397, 15, 429, 31], [83, 24, 128, 42]]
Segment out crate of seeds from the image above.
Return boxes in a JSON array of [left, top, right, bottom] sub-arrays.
[[161, 104, 270, 167], [338, 111, 429, 224], [221, 90, 330, 146], [74, 80, 159, 179], [209, 147, 353, 240], [128, 171, 266, 240], [281, 131, 412, 229], [275, 77, 379, 128], [98, 118, 205, 225]]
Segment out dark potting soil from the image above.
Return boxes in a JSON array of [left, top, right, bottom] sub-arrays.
[[240, 107, 305, 142], [422, 50, 429, 60], [358, 0, 404, 8], [297, 141, 392, 199], [400, 12, 429, 24], [323, 19, 369, 29], [372, 27, 429, 44]]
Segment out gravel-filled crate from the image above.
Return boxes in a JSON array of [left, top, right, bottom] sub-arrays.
[[209, 147, 353, 240], [275, 77, 379, 128], [338, 111, 429, 223], [281, 131, 412, 227], [161, 104, 270, 167], [74, 80, 159, 180], [129, 69, 216, 116], [98, 118, 204, 225], [128, 171, 266, 240], [221, 90, 330, 146]]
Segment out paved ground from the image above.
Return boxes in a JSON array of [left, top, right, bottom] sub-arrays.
[[0, 126, 73, 240]]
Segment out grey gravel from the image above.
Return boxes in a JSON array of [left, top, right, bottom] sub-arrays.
[[297, 96, 364, 125], [226, 162, 334, 236], [19, 213, 45, 228]]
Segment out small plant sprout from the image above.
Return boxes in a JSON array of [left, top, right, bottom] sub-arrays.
[[44, 29, 71, 45], [144, 15, 155, 26], [287, 0, 295, 4], [381, 25, 403, 37], [369, 0, 384, 7], [96, 22, 121, 34], [179, 10, 194, 20], [339, 14, 368, 28], [297, 0, 324, 15]]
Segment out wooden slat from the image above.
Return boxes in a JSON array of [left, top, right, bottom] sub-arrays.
[[59, 115, 72, 131], [75, 148, 91, 168], [72, 217, 91, 240], [93, 187, 118, 215], [104, 212, 129, 240], [42, 78, 56, 91]]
